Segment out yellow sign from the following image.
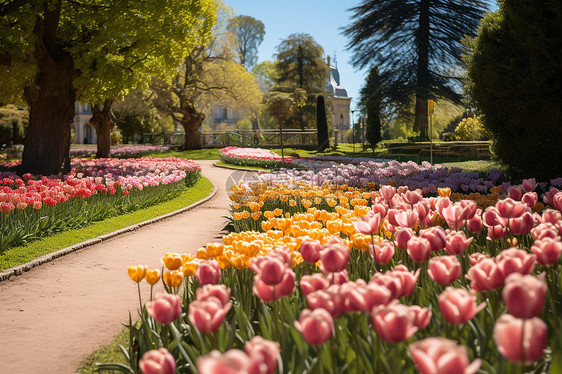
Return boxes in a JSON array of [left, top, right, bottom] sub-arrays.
[[428, 100, 434, 115]]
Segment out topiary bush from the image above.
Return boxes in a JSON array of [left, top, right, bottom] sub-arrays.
[[0, 105, 28, 146], [467, 2, 562, 181]]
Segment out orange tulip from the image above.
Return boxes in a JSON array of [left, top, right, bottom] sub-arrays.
[[438, 187, 452, 197], [182, 262, 198, 277], [206, 243, 224, 257], [145, 269, 161, 286], [128, 265, 148, 283], [164, 270, 184, 287], [162, 253, 183, 270]]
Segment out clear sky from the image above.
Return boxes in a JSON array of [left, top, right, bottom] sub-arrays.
[[223, 0, 366, 113]]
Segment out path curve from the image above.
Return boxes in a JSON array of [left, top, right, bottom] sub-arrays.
[[0, 160, 245, 374]]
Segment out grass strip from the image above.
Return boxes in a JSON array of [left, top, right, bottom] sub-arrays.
[[77, 327, 129, 374], [215, 160, 272, 172], [0, 177, 213, 271]]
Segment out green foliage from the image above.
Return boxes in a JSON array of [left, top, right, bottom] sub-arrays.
[[266, 92, 294, 125], [274, 33, 327, 93], [316, 95, 329, 151], [252, 61, 278, 94], [228, 15, 265, 70], [454, 115, 489, 141], [0, 104, 28, 145], [467, 1, 562, 180], [360, 67, 383, 148]]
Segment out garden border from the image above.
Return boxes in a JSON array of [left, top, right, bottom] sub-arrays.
[[0, 181, 218, 282], [213, 161, 271, 172]]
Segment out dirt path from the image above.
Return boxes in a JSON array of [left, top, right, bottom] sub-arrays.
[[0, 161, 248, 374]]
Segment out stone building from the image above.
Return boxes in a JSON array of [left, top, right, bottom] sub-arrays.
[[73, 102, 96, 144], [325, 56, 351, 143]]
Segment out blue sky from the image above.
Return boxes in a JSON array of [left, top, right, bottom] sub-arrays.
[[224, 0, 366, 112]]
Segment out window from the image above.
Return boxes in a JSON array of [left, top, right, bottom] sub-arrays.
[[223, 107, 228, 120]]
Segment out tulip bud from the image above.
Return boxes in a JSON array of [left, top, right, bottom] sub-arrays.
[[294, 308, 334, 345], [493, 314, 547, 363], [139, 348, 176, 374], [196, 260, 221, 285], [502, 273, 546, 319], [146, 294, 182, 324]]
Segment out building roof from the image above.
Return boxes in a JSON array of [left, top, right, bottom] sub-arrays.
[[326, 63, 349, 98]]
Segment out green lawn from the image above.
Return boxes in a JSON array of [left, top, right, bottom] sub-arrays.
[[77, 328, 129, 374], [0, 177, 214, 272]]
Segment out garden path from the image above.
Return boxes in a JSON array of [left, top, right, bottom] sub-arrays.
[[0, 160, 249, 374]]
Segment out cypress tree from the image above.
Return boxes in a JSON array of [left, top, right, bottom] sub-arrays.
[[316, 95, 329, 151]]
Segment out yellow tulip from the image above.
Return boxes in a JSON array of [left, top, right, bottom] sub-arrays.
[[326, 220, 342, 235], [251, 211, 262, 220], [242, 211, 250, 219], [274, 208, 283, 216], [182, 261, 198, 277], [161, 253, 183, 271], [438, 187, 452, 197], [197, 247, 211, 260], [145, 269, 161, 286], [127, 265, 147, 283], [233, 212, 243, 221], [164, 270, 183, 287], [206, 243, 224, 257]]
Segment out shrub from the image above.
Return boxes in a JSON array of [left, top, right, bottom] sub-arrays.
[[454, 116, 489, 141], [0, 105, 28, 146]]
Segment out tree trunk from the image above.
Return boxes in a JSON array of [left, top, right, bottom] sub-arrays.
[[89, 100, 115, 158], [20, 0, 76, 176], [21, 55, 75, 175], [414, 0, 431, 139], [180, 111, 205, 150]]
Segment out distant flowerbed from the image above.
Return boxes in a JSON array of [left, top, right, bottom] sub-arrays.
[[219, 146, 295, 169], [69, 144, 171, 158], [0, 157, 201, 253]]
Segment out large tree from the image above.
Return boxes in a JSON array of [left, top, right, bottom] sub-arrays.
[[152, 8, 262, 150], [0, 0, 216, 174], [227, 15, 265, 70], [344, 0, 491, 139], [275, 33, 327, 93], [467, 1, 562, 181]]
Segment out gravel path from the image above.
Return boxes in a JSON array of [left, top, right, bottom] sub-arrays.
[[0, 160, 248, 374]]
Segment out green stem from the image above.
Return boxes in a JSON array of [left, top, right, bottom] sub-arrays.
[[137, 282, 143, 312]]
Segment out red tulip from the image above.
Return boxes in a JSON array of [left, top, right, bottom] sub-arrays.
[[370, 240, 395, 264], [531, 237, 562, 265], [146, 294, 182, 325], [438, 287, 486, 324], [300, 273, 330, 296], [196, 260, 221, 285], [294, 308, 334, 345], [188, 296, 231, 333], [409, 337, 481, 374], [502, 273, 546, 319], [372, 300, 418, 343], [428, 256, 461, 285], [394, 227, 414, 249], [419, 226, 447, 251], [496, 248, 535, 277], [196, 284, 231, 306], [319, 238, 349, 273], [493, 314, 547, 363], [139, 348, 176, 374]]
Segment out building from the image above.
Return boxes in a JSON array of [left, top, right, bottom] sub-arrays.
[[204, 105, 244, 130], [73, 102, 96, 144], [325, 56, 352, 143]]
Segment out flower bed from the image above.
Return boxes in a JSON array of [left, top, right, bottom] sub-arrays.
[[219, 146, 295, 169], [0, 157, 200, 253], [69, 145, 172, 158], [115, 165, 562, 373]]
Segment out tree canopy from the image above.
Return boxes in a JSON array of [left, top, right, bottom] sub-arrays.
[[0, 0, 217, 174], [228, 15, 265, 70], [344, 0, 491, 138]]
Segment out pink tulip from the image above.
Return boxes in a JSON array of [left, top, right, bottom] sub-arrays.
[[196, 284, 231, 306], [553, 192, 562, 211], [407, 236, 432, 263], [486, 224, 508, 241], [370, 272, 402, 299], [395, 209, 419, 228], [361, 281, 392, 311], [541, 209, 561, 224], [245, 336, 280, 374], [530, 223, 559, 240], [387, 208, 400, 226], [482, 207, 508, 227], [306, 285, 345, 318], [496, 248, 535, 277], [392, 265, 420, 297], [467, 212, 483, 233], [522, 192, 538, 208], [403, 189, 423, 205], [493, 314, 547, 363], [438, 287, 486, 324], [300, 273, 330, 296], [407, 305, 432, 330], [253, 269, 295, 302], [508, 186, 524, 201], [508, 212, 534, 235], [503, 273, 547, 319], [445, 231, 473, 255], [319, 238, 349, 273], [531, 237, 562, 265], [354, 212, 381, 235], [380, 185, 396, 202], [197, 349, 250, 374], [409, 337, 481, 374], [330, 269, 349, 285], [255, 258, 286, 286], [372, 300, 418, 343], [522, 178, 537, 192], [146, 294, 182, 325], [440, 204, 466, 230], [496, 198, 529, 219], [419, 226, 447, 251], [299, 240, 322, 264], [466, 258, 505, 291], [370, 240, 395, 264], [294, 308, 334, 345], [468, 252, 490, 265], [428, 256, 461, 285], [394, 227, 415, 249], [188, 296, 231, 333], [139, 348, 176, 374], [196, 260, 221, 285]]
